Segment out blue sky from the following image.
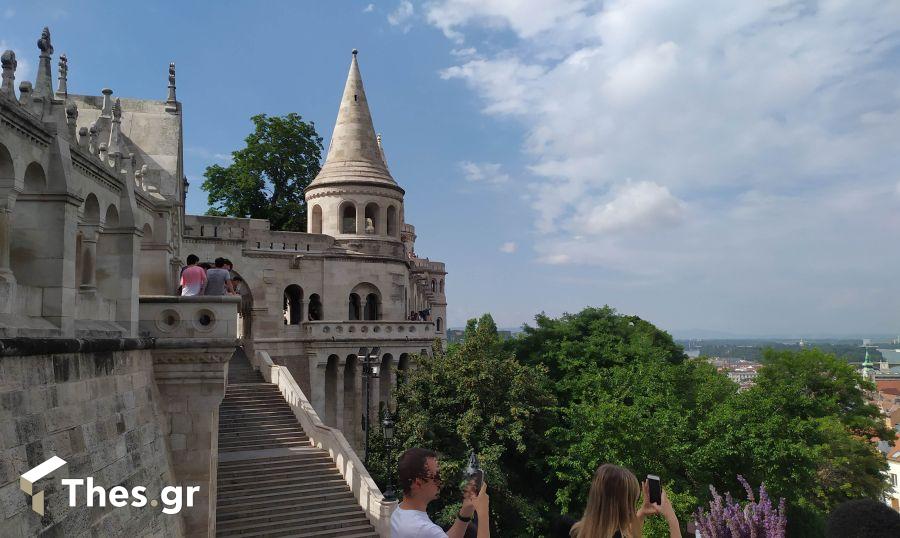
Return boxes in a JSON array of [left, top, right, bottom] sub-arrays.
[[3, 1, 900, 337]]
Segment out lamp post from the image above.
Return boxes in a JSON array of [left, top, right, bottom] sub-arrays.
[[382, 409, 396, 501], [359, 346, 381, 467]]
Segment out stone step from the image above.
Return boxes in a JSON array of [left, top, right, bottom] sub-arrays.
[[217, 482, 351, 508], [217, 476, 347, 497], [218, 469, 342, 490], [217, 495, 357, 521], [217, 490, 357, 516], [217, 509, 368, 535], [220, 439, 312, 452], [218, 453, 331, 472], [216, 500, 359, 528], [217, 520, 375, 538], [219, 426, 304, 438], [218, 459, 335, 478], [218, 431, 308, 443], [220, 410, 296, 419]]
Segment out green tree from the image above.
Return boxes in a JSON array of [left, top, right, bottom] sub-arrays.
[[370, 315, 555, 536], [201, 113, 323, 231], [510, 307, 737, 536], [698, 348, 896, 535]]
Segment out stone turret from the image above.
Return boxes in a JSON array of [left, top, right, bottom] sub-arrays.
[[305, 50, 404, 240]]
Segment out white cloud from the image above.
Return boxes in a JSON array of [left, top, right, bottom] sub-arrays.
[[387, 1, 414, 31], [427, 0, 900, 333], [363, 3, 375, 13], [499, 241, 517, 253], [460, 161, 509, 184], [573, 180, 684, 235]]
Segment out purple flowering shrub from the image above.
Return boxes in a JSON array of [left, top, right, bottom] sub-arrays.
[[694, 475, 787, 538]]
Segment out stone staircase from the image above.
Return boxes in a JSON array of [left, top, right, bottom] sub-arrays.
[[215, 349, 379, 537]]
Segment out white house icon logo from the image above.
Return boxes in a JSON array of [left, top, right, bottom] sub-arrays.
[[20, 456, 67, 515]]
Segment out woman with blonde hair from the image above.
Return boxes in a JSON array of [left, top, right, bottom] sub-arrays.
[[570, 464, 681, 538]]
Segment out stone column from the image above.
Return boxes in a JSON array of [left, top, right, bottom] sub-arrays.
[[356, 205, 364, 236], [0, 202, 15, 314], [152, 342, 234, 537], [300, 299, 308, 325], [79, 225, 98, 292], [307, 351, 326, 418]]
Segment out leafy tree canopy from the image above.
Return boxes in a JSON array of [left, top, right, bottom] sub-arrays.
[[201, 113, 323, 231]]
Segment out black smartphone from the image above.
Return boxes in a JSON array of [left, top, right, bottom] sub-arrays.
[[470, 469, 484, 493], [647, 474, 662, 505]]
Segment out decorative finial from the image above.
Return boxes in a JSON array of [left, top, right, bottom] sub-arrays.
[[112, 98, 122, 121], [57, 53, 68, 96], [88, 123, 98, 155], [66, 102, 78, 138], [101, 87, 113, 116], [352, 49, 358, 56], [18, 81, 32, 106], [166, 62, 177, 110], [1, 50, 16, 99], [78, 126, 89, 149], [37, 27, 53, 56]]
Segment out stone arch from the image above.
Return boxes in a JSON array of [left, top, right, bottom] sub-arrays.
[[283, 284, 303, 325], [11, 162, 50, 287], [436, 317, 443, 332], [351, 282, 381, 321], [141, 223, 153, 246], [104, 204, 119, 228], [387, 205, 397, 237], [0, 144, 13, 181], [23, 162, 47, 193], [0, 144, 13, 279], [340, 202, 356, 234], [308, 293, 323, 321], [348, 293, 361, 320], [364, 202, 379, 235], [343, 353, 360, 446], [83, 194, 100, 224], [379, 353, 394, 410], [231, 269, 254, 343], [325, 355, 340, 427], [431, 279, 436, 292], [439, 279, 444, 293], [311, 204, 323, 234]]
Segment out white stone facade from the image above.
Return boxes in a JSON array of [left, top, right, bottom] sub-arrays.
[[0, 31, 446, 455]]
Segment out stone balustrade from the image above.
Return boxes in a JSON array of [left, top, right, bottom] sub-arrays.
[[138, 295, 241, 340], [302, 320, 434, 340], [250, 349, 396, 537]]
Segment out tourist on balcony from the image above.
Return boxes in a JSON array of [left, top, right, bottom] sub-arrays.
[[204, 257, 234, 296], [180, 254, 207, 296], [223, 258, 237, 294], [569, 464, 681, 538], [391, 447, 490, 538], [409, 311, 419, 321]]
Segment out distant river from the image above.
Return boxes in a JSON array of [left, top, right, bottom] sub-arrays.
[[878, 348, 900, 364]]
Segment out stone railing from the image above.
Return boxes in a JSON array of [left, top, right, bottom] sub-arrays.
[[303, 320, 434, 340], [250, 349, 397, 537], [410, 258, 445, 274], [138, 295, 241, 339]]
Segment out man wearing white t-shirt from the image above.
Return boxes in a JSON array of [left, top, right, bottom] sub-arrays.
[[391, 447, 490, 538]]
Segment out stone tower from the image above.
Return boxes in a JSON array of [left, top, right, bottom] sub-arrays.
[[305, 50, 405, 241]]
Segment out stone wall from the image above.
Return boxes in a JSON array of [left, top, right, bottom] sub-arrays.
[[0, 347, 184, 537]]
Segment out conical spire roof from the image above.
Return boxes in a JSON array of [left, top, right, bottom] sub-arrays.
[[310, 50, 400, 191]]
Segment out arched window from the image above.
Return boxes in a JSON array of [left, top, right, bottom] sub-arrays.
[[387, 206, 397, 237], [364, 293, 380, 320], [11, 162, 49, 288], [325, 355, 339, 427], [398, 353, 410, 386], [344, 354, 360, 446], [283, 285, 303, 325], [436, 317, 443, 332], [348, 293, 361, 320], [308, 294, 323, 321], [439, 279, 444, 293], [104, 204, 119, 228], [364, 203, 379, 235], [341, 203, 356, 234], [311, 205, 323, 234], [431, 279, 436, 292], [380, 354, 394, 409]]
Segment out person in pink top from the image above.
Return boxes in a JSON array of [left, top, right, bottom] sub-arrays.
[[180, 254, 207, 296]]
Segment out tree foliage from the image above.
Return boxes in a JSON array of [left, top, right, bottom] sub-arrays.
[[372, 307, 894, 537], [370, 315, 555, 535], [201, 113, 323, 231]]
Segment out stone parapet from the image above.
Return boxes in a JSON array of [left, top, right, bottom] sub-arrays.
[[139, 295, 240, 340], [301, 320, 435, 341]]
